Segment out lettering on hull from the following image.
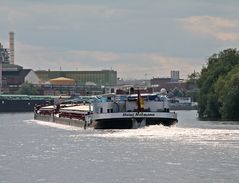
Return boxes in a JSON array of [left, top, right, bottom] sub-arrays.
[[122, 113, 155, 117]]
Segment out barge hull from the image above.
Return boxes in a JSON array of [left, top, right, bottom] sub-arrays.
[[34, 114, 86, 127], [92, 112, 177, 129], [93, 117, 177, 129]]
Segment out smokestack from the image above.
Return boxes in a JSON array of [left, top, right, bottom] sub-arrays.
[[9, 31, 14, 64]]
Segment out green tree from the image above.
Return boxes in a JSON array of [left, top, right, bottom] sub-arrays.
[[198, 48, 239, 120], [185, 71, 200, 102], [17, 82, 39, 95], [215, 65, 239, 120], [172, 88, 183, 97], [187, 71, 200, 83]]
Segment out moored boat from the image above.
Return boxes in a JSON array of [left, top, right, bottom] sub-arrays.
[[0, 94, 70, 112]]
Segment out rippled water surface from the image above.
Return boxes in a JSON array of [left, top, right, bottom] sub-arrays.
[[0, 111, 239, 183]]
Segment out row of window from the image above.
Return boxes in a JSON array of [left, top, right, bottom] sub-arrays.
[[99, 108, 113, 113]]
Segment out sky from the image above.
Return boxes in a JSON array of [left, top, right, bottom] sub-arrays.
[[0, 0, 239, 79]]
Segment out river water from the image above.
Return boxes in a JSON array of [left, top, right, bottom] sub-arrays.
[[0, 111, 239, 183]]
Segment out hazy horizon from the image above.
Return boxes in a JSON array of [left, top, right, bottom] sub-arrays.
[[1, 0, 239, 79]]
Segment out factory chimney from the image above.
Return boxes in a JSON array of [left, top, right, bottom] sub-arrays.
[[9, 31, 14, 64]]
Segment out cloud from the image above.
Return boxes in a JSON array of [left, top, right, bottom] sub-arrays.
[[2, 2, 229, 80], [0, 3, 130, 32], [15, 42, 201, 79], [180, 16, 239, 41], [67, 50, 120, 62]]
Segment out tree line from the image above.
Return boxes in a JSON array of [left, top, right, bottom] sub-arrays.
[[197, 48, 239, 120]]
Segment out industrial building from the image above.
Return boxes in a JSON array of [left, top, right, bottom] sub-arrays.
[[35, 70, 117, 95], [150, 71, 183, 92], [0, 31, 117, 95], [0, 43, 9, 64], [2, 64, 40, 93], [170, 70, 180, 82], [36, 70, 117, 86], [0, 32, 16, 93]]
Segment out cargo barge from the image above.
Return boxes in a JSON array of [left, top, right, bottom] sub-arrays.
[[34, 91, 178, 129], [0, 95, 69, 112]]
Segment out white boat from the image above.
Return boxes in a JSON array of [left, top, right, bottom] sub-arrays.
[[169, 97, 198, 110], [34, 91, 178, 129], [88, 92, 177, 129]]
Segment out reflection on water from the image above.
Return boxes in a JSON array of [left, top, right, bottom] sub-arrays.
[[69, 125, 239, 149], [1, 111, 239, 183], [31, 110, 239, 149]]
